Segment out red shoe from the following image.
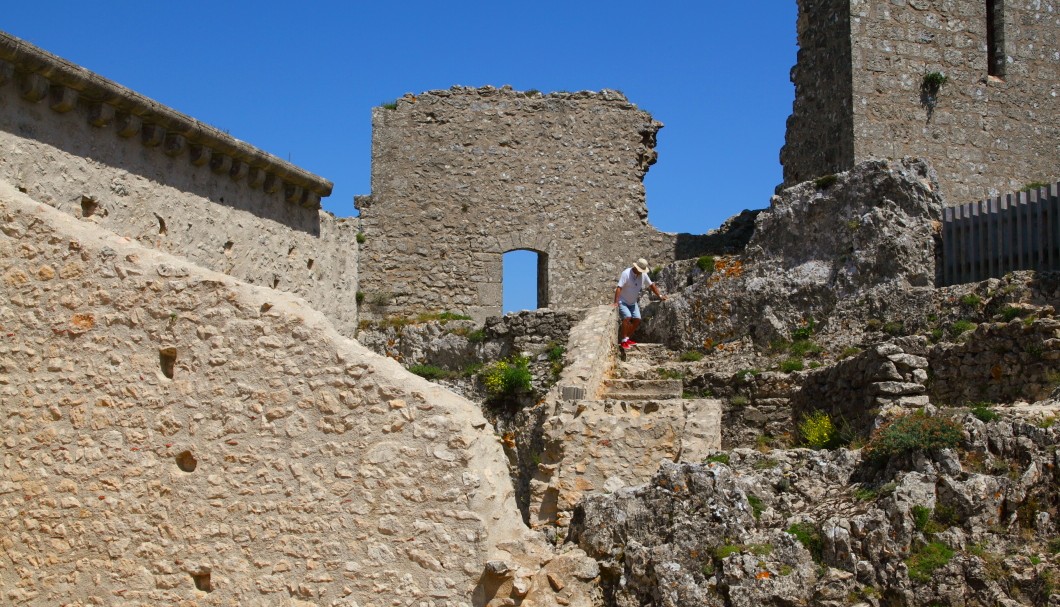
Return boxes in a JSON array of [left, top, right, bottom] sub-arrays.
[[625, 339, 638, 347], [620, 340, 632, 350]]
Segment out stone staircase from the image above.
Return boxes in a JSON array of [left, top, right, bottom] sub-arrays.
[[529, 340, 723, 529]]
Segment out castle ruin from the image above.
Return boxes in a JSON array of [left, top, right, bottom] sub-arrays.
[[2, 1, 1060, 603], [355, 87, 677, 323], [782, 0, 1059, 203]]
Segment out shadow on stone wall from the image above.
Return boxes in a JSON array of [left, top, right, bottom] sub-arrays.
[[673, 209, 762, 259]]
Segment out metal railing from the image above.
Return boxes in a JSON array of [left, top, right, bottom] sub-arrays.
[[941, 181, 1060, 286]]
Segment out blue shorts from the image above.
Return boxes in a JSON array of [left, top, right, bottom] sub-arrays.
[[618, 301, 641, 320]]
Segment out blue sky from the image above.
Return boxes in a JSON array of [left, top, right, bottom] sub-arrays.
[[4, 1, 798, 314]]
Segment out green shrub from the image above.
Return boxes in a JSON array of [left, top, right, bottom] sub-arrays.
[[906, 541, 954, 582], [546, 343, 566, 375], [658, 368, 685, 380], [883, 321, 906, 336], [381, 100, 398, 110], [356, 232, 367, 244], [680, 350, 704, 362], [799, 411, 837, 449], [479, 356, 533, 399], [730, 394, 749, 407], [780, 357, 804, 373], [921, 71, 948, 93], [1000, 306, 1023, 322], [786, 522, 823, 562], [788, 339, 823, 357], [853, 486, 878, 501], [355, 291, 365, 304], [409, 364, 449, 380], [911, 505, 933, 533], [747, 494, 765, 520], [715, 544, 742, 559], [959, 293, 982, 307], [839, 346, 862, 359], [863, 412, 963, 463], [814, 174, 838, 189], [792, 318, 816, 341], [466, 329, 486, 343], [969, 403, 999, 423], [947, 319, 975, 338], [705, 453, 730, 465], [696, 255, 715, 273], [1021, 181, 1051, 192], [734, 368, 761, 382]]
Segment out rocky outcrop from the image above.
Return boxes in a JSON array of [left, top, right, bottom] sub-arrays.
[[647, 158, 943, 350], [570, 412, 1060, 607]]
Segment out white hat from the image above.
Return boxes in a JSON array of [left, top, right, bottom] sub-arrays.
[[632, 258, 650, 273]]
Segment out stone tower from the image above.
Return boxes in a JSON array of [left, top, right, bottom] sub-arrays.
[[781, 0, 1059, 203]]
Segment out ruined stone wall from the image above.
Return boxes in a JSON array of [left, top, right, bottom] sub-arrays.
[[0, 182, 542, 606], [356, 86, 677, 323], [783, 0, 1060, 203], [0, 32, 361, 337], [780, 0, 856, 185], [929, 316, 1060, 405]]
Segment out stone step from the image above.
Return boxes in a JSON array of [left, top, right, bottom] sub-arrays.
[[601, 378, 682, 400], [620, 342, 671, 362]]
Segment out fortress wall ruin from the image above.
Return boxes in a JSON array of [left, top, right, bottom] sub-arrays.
[[356, 86, 677, 322], [781, 0, 857, 186], [782, 0, 1060, 203], [0, 181, 534, 605], [0, 32, 361, 337]]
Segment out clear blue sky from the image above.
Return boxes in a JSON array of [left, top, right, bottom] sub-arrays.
[[4, 1, 798, 314]]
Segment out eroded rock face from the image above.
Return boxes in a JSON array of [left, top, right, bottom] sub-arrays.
[[569, 415, 1060, 607], [647, 158, 944, 350]]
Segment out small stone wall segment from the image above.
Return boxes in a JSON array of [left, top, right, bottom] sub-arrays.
[[0, 33, 360, 337], [793, 340, 930, 438], [0, 183, 535, 605], [780, 0, 856, 185], [356, 85, 677, 323], [782, 0, 1060, 204], [547, 305, 618, 405], [929, 316, 1060, 405]]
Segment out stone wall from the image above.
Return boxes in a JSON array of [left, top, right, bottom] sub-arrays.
[[793, 339, 930, 439], [781, 0, 856, 185], [782, 0, 1060, 204], [356, 86, 678, 323], [0, 182, 558, 606], [929, 316, 1060, 405], [0, 32, 361, 338]]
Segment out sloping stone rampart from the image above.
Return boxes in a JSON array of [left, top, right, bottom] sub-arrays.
[[0, 32, 360, 338], [0, 182, 550, 606], [782, 0, 1060, 203], [356, 86, 677, 323]]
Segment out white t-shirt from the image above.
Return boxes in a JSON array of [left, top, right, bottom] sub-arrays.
[[616, 268, 651, 305]]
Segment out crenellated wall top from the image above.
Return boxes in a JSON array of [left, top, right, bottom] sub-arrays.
[[0, 31, 332, 208]]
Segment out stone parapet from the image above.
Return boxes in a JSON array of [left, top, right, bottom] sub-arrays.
[[0, 31, 331, 208]]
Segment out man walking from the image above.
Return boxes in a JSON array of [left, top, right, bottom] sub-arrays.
[[614, 258, 667, 350]]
